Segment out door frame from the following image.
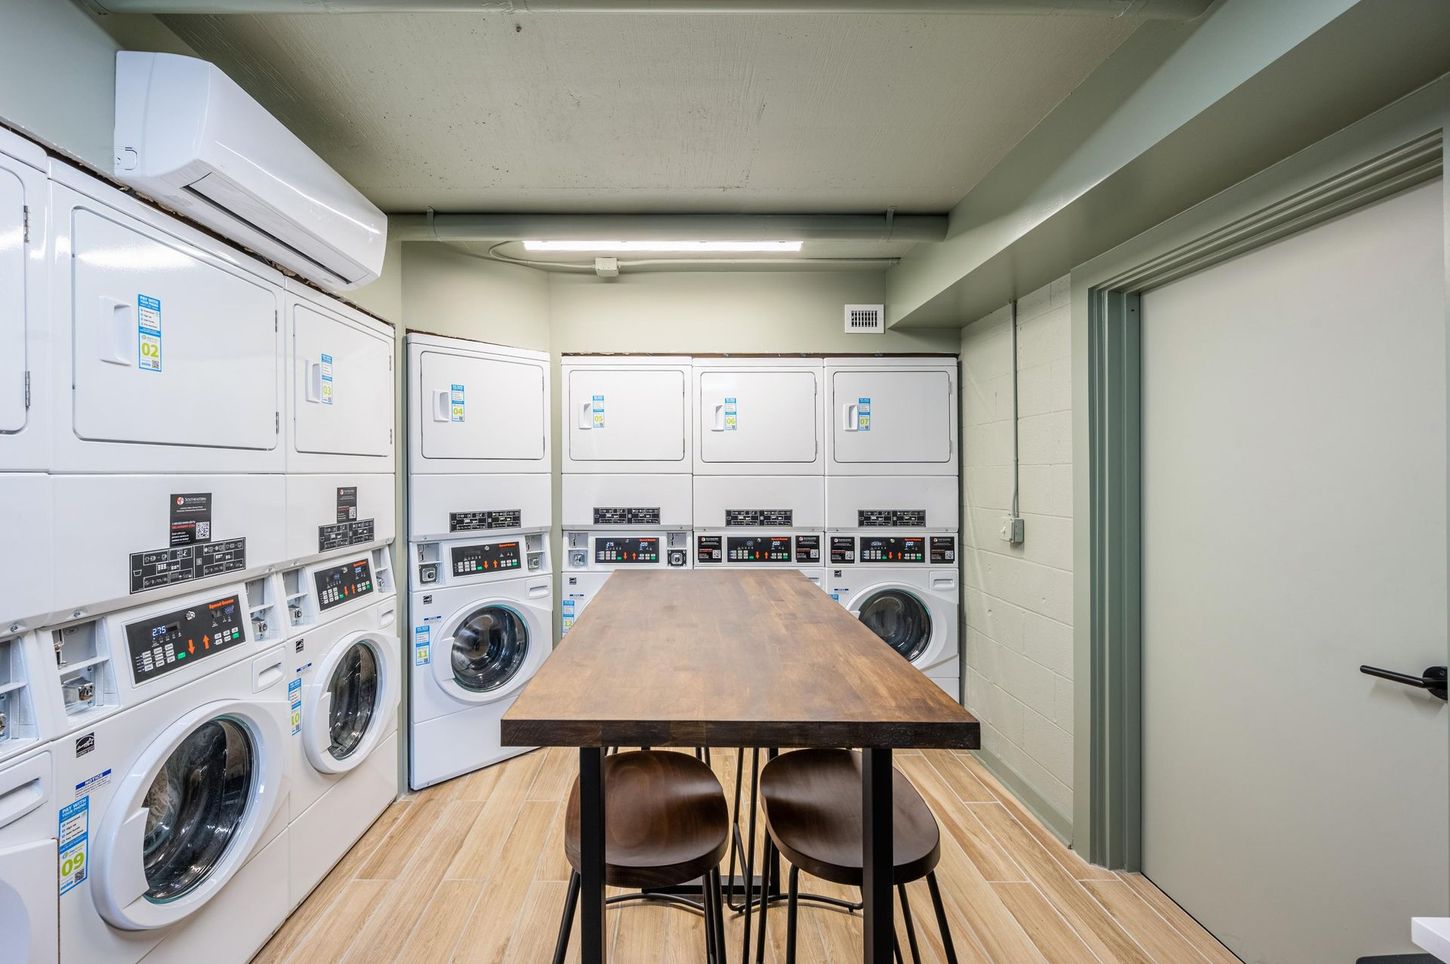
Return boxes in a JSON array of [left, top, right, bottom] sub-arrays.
[[1071, 77, 1450, 868]]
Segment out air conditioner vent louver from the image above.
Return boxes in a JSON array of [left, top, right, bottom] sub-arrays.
[[844, 304, 885, 334]]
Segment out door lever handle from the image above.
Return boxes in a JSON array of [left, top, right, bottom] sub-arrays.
[[1359, 664, 1447, 701]]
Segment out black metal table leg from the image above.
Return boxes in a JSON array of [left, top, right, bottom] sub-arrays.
[[579, 746, 608, 964], [862, 747, 894, 964]]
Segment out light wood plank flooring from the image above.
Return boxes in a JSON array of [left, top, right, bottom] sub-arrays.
[[255, 748, 1239, 963]]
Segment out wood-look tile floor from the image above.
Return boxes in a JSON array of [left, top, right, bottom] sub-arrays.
[[254, 748, 1240, 963]]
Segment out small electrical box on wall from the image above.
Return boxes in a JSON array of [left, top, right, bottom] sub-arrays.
[[1000, 515, 1025, 546], [844, 304, 884, 334]]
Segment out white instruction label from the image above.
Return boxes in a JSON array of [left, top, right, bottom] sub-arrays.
[[59, 797, 89, 895], [137, 295, 162, 373]]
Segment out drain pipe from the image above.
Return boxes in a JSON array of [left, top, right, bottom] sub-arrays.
[[86, 0, 1212, 18]]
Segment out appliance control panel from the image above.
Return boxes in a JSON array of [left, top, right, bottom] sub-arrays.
[[594, 537, 660, 564], [125, 594, 246, 685], [451, 540, 522, 577], [315, 558, 375, 611], [930, 536, 957, 564], [830, 536, 856, 564], [727, 535, 792, 563], [858, 536, 926, 563]]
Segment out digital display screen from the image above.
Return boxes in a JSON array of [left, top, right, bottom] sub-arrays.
[[594, 537, 660, 564], [125, 595, 246, 684], [452, 541, 522, 577], [727, 536, 792, 563], [315, 558, 375, 610], [858, 537, 926, 563]]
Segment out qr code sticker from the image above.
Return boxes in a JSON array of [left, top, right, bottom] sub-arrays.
[[196, 522, 211, 541]]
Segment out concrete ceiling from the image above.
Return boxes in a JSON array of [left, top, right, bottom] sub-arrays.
[[158, 10, 1139, 216]]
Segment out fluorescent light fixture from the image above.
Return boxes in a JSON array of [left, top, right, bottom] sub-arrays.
[[523, 239, 803, 253]]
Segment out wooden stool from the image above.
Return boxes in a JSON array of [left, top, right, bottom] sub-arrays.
[[756, 748, 959, 964], [554, 749, 731, 963]]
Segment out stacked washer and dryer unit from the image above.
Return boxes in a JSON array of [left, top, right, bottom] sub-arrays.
[[824, 357, 962, 699], [690, 358, 827, 589], [560, 357, 695, 631], [0, 123, 401, 962], [405, 334, 553, 790]]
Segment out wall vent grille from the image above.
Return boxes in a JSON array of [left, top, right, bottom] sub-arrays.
[[844, 304, 885, 334]]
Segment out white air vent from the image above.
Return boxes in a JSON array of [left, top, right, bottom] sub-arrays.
[[844, 304, 885, 334]]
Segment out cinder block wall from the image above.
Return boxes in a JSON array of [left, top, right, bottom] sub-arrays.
[[960, 276, 1075, 836]]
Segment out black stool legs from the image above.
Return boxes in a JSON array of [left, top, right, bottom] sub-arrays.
[[553, 867, 730, 964], [764, 867, 959, 964]]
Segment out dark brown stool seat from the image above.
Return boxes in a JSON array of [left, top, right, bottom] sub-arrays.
[[555, 750, 730, 963], [759, 747, 941, 886], [756, 748, 958, 964]]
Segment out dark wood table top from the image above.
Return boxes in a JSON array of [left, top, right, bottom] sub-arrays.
[[501, 569, 980, 750]]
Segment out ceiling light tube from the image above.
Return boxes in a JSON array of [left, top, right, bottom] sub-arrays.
[[523, 239, 803, 253]]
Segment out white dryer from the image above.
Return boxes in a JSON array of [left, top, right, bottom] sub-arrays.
[[824, 357, 958, 478], [407, 333, 550, 542], [561, 473, 693, 634], [280, 552, 399, 906], [0, 745, 57, 964], [53, 584, 291, 964], [827, 532, 960, 698], [409, 533, 551, 790], [692, 357, 824, 476], [561, 355, 692, 484], [0, 126, 51, 632], [283, 281, 396, 566], [46, 161, 287, 619]]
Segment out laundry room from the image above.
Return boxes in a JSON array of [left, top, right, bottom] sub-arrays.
[[3, 2, 1450, 963]]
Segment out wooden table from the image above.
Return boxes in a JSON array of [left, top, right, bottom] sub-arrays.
[[501, 569, 980, 964]]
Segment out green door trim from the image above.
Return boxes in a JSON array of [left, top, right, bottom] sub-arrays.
[[1083, 128, 1444, 870]]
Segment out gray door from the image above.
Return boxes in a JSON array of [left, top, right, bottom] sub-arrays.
[[1141, 178, 1448, 963]]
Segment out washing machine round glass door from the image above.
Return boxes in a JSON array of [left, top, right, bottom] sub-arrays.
[[303, 631, 398, 774], [93, 700, 284, 930], [142, 718, 253, 901], [857, 589, 932, 663], [440, 604, 531, 698]]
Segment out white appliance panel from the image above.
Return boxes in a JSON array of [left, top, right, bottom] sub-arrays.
[[566, 365, 689, 467], [691, 475, 824, 529], [696, 368, 820, 470], [0, 749, 55, 964], [0, 167, 28, 438], [69, 208, 280, 454], [1, 475, 50, 631], [418, 350, 545, 462], [290, 299, 393, 464], [827, 363, 957, 474], [408, 472, 551, 543], [0, 129, 46, 468], [284, 473, 395, 564], [50, 474, 287, 619], [561, 473, 692, 528], [825, 475, 960, 530]]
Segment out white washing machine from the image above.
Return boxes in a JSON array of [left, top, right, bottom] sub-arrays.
[[692, 473, 826, 589], [824, 357, 958, 478], [52, 582, 291, 964], [46, 160, 287, 621], [407, 333, 550, 542], [692, 357, 824, 476], [561, 355, 692, 479], [0, 126, 52, 633], [280, 551, 399, 906], [284, 281, 396, 566], [409, 532, 551, 790], [561, 473, 693, 634], [0, 745, 57, 964], [827, 532, 960, 698]]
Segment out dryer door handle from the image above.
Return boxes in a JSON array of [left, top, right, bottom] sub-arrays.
[[578, 400, 594, 430], [433, 389, 452, 423], [100, 297, 135, 367], [842, 402, 859, 432]]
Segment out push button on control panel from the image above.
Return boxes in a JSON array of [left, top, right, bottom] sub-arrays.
[[858, 536, 926, 563]]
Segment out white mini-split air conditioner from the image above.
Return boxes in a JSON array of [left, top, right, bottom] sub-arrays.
[[113, 51, 386, 291]]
